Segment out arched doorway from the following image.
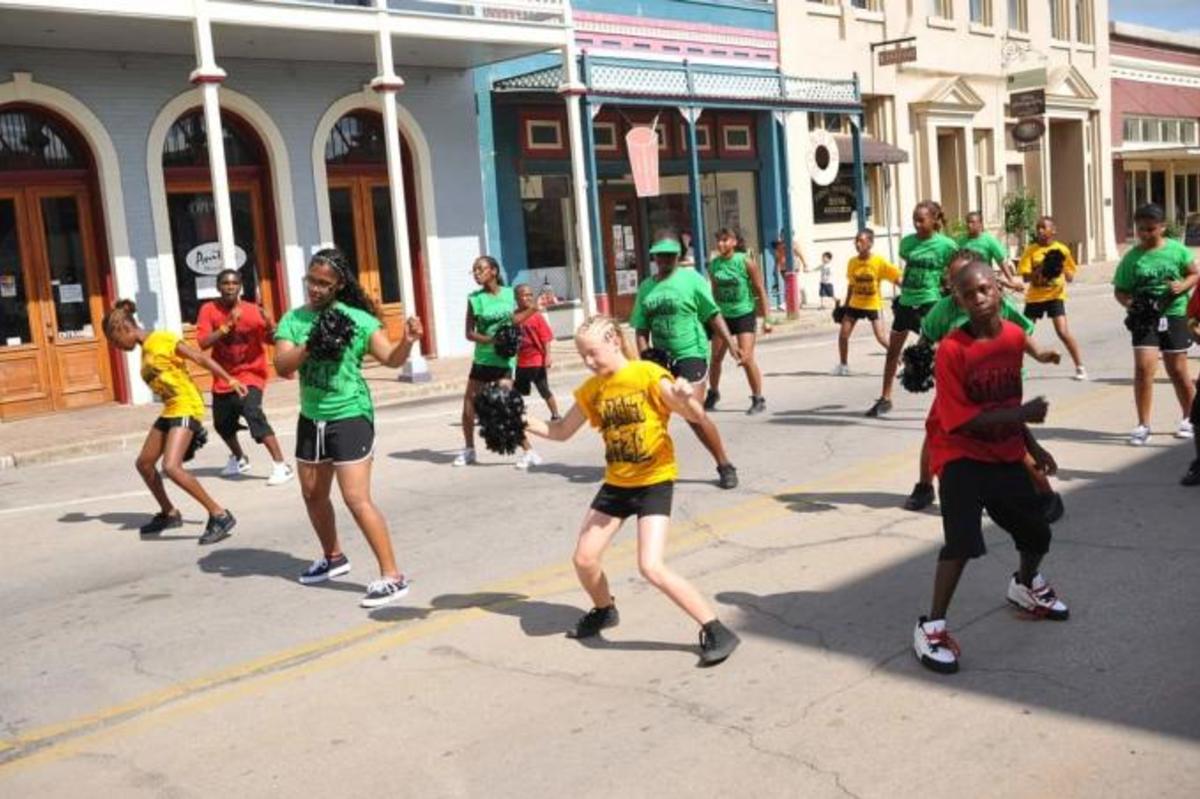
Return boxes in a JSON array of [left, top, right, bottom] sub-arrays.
[[0, 104, 114, 419], [324, 110, 432, 351], [162, 108, 279, 385]]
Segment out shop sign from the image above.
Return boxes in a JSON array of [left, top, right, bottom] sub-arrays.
[[1009, 89, 1045, 118], [185, 242, 247, 275], [1006, 67, 1047, 92], [878, 45, 917, 66], [812, 166, 857, 224]]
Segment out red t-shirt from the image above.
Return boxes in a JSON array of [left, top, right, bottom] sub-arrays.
[[517, 312, 553, 368], [1187, 289, 1200, 323], [195, 300, 271, 393], [927, 320, 1027, 476]]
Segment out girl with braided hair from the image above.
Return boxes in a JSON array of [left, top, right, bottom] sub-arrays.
[[274, 248, 424, 609]]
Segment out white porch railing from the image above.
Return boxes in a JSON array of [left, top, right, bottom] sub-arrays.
[[250, 0, 566, 25]]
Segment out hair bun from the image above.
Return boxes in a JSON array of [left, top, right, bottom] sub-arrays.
[[117, 299, 137, 315]]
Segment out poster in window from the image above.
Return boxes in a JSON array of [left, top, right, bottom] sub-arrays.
[[720, 190, 741, 230], [812, 166, 858, 224], [0, 274, 16, 298], [616, 269, 640, 295], [58, 283, 85, 304]]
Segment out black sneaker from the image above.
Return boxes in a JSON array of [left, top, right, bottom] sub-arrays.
[[703, 388, 720, 410], [698, 619, 740, 666], [568, 604, 619, 639], [1181, 460, 1200, 487], [865, 397, 893, 418], [298, 554, 351, 585], [1042, 491, 1066, 523], [903, 482, 935, 512], [198, 510, 236, 546], [746, 396, 766, 416], [717, 463, 739, 489], [139, 510, 181, 537], [360, 575, 411, 609]]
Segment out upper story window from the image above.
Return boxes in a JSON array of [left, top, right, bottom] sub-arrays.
[[1049, 0, 1068, 41], [931, 0, 953, 18], [1075, 0, 1094, 44], [325, 111, 386, 165], [0, 108, 84, 170], [1009, 0, 1028, 32], [1123, 116, 1200, 147], [971, 0, 993, 26]]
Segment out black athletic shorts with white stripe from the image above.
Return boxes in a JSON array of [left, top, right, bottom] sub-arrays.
[[295, 416, 375, 465]]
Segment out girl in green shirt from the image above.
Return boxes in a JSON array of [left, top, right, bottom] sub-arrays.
[[274, 248, 424, 609], [707, 228, 773, 415]]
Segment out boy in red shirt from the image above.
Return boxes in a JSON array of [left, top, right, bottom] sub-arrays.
[[1183, 289, 1200, 486], [514, 283, 562, 422], [913, 262, 1068, 675], [196, 269, 293, 486]]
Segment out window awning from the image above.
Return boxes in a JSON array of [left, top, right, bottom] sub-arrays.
[[834, 134, 909, 165], [494, 58, 861, 113]]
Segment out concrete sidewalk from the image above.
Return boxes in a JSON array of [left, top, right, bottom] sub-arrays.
[[0, 310, 827, 470]]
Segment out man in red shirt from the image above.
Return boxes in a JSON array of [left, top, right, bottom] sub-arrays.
[[913, 262, 1067, 675], [196, 269, 293, 486], [1183, 289, 1200, 485], [514, 282, 561, 424]]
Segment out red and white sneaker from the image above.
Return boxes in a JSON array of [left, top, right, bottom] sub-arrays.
[[913, 617, 960, 674], [1006, 573, 1069, 620]]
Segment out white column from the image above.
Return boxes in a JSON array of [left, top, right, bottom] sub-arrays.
[[964, 124, 979, 213], [189, 1, 235, 275], [925, 118, 941, 203], [558, 32, 597, 315], [373, 1, 428, 381]]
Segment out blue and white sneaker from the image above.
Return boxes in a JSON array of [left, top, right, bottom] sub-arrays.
[[298, 554, 351, 585], [360, 575, 410, 609]]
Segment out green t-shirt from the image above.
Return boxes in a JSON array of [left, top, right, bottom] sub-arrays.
[[1112, 238, 1195, 317], [630, 267, 720, 360], [469, 286, 516, 368], [957, 232, 1007, 266], [921, 294, 1033, 343], [710, 252, 756, 319], [898, 232, 958, 307], [276, 301, 382, 422]]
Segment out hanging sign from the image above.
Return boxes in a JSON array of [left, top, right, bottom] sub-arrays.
[[625, 125, 661, 198], [1009, 89, 1046, 118], [185, 242, 248, 275], [878, 45, 917, 66], [808, 129, 840, 187], [812, 166, 857, 224]]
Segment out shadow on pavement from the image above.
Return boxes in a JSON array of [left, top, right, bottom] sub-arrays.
[[197, 547, 362, 594], [58, 510, 203, 535], [527, 462, 605, 484], [718, 443, 1200, 741], [388, 448, 461, 465], [776, 490, 917, 514]]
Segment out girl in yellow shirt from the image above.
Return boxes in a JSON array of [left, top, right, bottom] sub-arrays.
[[525, 315, 740, 667], [104, 299, 246, 545], [835, 228, 900, 375], [1017, 216, 1087, 380]]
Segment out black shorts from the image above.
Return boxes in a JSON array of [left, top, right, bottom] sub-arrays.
[[1190, 380, 1200, 426], [469, 363, 512, 383], [514, 366, 553, 399], [212, 386, 274, 442], [844, 306, 879, 322], [295, 416, 375, 465], [938, 459, 1051, 561], [590, 481, 674, 520], [1131, 314, 1191, 352], [892, 300, 935, 334], [671, 357, 709, 382], [725, 312, 757, 336], [152, 416, 207, 462], [1024, 299, 1066, 321], [819, 283, 836, 298]]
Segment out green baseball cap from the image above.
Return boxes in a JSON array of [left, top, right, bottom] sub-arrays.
[[648, 238, 682, 256]]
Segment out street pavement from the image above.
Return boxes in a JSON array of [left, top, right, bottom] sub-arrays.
[[1, 283, 1198, 798]]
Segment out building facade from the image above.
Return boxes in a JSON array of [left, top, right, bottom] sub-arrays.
[[1109, 23, 1200, 244], [0, 0, 569, 419], [778, 0, 1117, 300]]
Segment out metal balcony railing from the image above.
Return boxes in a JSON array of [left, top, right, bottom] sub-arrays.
[[250, 0, 566, 25]]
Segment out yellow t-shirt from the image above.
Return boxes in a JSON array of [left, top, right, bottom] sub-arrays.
[[1018, 241, 1077, 304], [573, 360, 678, 488], [846, 254, 902, 311], [140, 330, 205, 419]]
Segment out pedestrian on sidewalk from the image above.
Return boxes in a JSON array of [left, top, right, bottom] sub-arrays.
[[1181, 287, 1200, 486], [1112, 203, 1198, 447], [273, 248, 424, 609], [832, 228, 897, 377], [913, 261, 1068, 676], [1017, 216, 1088, 381], [514, 282, 561, 421], [806, 251, 837, 310], [866, 200, 958, 418], [102, 300, 241, 546], [525, 315, 740, 667], [706, 227, 772, 415], [195, 268, 293, 486], [453, 256, 541, 469], [632, 230, 742, 489]]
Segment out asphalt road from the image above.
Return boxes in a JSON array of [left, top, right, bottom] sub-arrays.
[[1, 283, 1197, 798]]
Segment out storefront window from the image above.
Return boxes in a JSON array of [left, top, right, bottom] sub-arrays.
[[0, 109, 83, 171], [163, 111, 258, 168], [520, 174, 576, 299], [0, 199, 31, 347], [326, 112, 386, 165], [40, 196, 93, 339], [167, 191, 260, 324]]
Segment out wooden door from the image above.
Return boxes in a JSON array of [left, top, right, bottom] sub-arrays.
[[0, 185, 113, 419], [601, 190, 643, 320]]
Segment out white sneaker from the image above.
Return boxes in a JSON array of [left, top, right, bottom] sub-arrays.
[[1175, 418, 1195, 440], [266, 462, 295, 486], [221, 455, 250, 477], [1006, 573, 1069, 620], [1073, 365, 1088, 381], [514, 449, 543, 470], [912, 617, 959, 674], [1129, 424, 1151, 446], [831, 364, 851, 376], [452, 448, 477, 467]]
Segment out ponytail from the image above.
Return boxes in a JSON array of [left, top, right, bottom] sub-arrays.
[[310, 247, 380, 319], [575, 314, 637, 361], [103, 298, 138, 337]]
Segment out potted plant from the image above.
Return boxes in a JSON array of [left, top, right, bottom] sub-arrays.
[[1003, 189, 1040, 250]]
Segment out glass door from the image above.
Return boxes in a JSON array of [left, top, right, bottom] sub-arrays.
[[601, 190, 642, 320]]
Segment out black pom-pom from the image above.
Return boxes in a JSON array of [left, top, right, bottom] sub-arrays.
[[640, 347, 677, 375], [492, 324, 521, 359], [900, 341, 936, 393], [1040, 249, 1066, 281], [183, 426, 208, 463], [1124, 294, 1164, 338], [473, 383, 527, 455], [307, 307, 357, 361], [832, 305, 847, 323]]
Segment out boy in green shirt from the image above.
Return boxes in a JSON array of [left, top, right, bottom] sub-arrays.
[[957, 211, 1020, 291]]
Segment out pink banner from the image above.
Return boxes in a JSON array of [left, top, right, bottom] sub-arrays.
[[625, 126, 661, 198]]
